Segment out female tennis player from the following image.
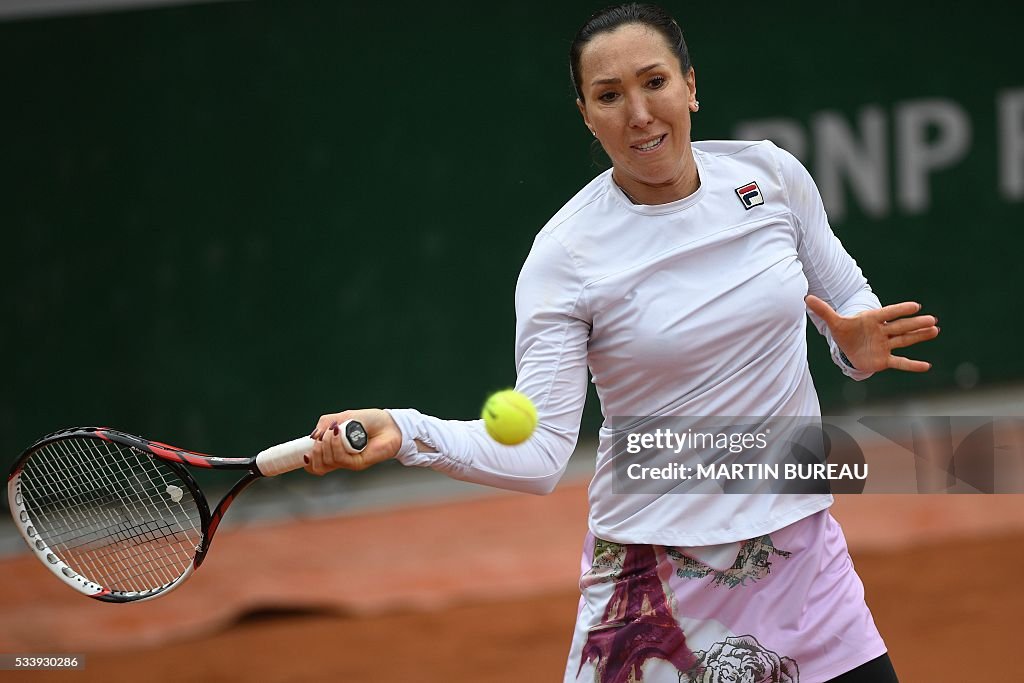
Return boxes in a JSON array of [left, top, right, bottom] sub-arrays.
[[306, 4, 938, 681]]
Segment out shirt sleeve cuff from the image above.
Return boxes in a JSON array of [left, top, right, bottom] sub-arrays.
[[385, 408, 441, 467], [830, 341, 874, 381]]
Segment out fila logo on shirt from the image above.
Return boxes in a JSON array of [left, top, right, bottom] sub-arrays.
[[735, 181, 764, 210]]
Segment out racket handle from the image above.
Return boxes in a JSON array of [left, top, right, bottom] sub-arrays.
[[254, 419, 368, 477]]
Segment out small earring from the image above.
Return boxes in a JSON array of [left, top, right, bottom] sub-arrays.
[[693, 100, 700, 112], [591, 129, 597, 137]]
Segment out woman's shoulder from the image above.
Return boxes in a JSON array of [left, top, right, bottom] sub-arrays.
[[694, 139, 805, 176], [694, 139, 813, 196], [693, 138, 788, 164], [540, 168, 614, 237]]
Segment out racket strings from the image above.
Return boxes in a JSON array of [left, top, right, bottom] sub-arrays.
[[47, 443, 194, 589], [26, 439, 200, 591], [19, 437, 204, 593], [24, 441, 194, 591], [42, 439, 201, 588]]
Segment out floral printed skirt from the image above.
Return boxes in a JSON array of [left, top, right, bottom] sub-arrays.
[[563, 510, 887, 683]]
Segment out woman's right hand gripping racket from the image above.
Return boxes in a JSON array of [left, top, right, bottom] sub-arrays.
[[6, 422, 367, 602]]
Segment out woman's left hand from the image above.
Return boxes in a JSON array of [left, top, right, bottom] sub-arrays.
[[804, 295, 940, 373]]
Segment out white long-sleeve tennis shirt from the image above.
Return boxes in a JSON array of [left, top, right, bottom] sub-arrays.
[[388, 140, 880, 546]]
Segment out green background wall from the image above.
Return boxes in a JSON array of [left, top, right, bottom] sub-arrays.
[[1, 1, 1020, 462]]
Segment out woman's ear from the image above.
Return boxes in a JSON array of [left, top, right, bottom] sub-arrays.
[[686, 67, 698, 112], [577, 98, 596, 137]]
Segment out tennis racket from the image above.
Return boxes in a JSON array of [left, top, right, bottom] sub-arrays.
[[7, 422, 367, 603]]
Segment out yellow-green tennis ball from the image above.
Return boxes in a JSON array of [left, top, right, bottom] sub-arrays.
[[482, 390, 537, 445]]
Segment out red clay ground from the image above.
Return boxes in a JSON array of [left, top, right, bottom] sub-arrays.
[[4, 485, 1023, 681]]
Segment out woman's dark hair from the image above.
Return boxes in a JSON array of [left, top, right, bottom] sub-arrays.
[[569, 3, 691, 102]]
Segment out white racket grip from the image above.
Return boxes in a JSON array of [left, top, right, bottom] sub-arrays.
[[254, 436, 314, 477], [254, 420, 368, 477]]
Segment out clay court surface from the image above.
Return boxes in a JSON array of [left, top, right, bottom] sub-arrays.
[[3, 481, 1023, 682]]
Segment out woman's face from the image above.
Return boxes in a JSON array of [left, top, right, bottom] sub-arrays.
[[576, 24, 698, 202]]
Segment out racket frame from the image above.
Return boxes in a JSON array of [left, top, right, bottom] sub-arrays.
[[8, 423, 364, 602], [9, 427, 279, 602]]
